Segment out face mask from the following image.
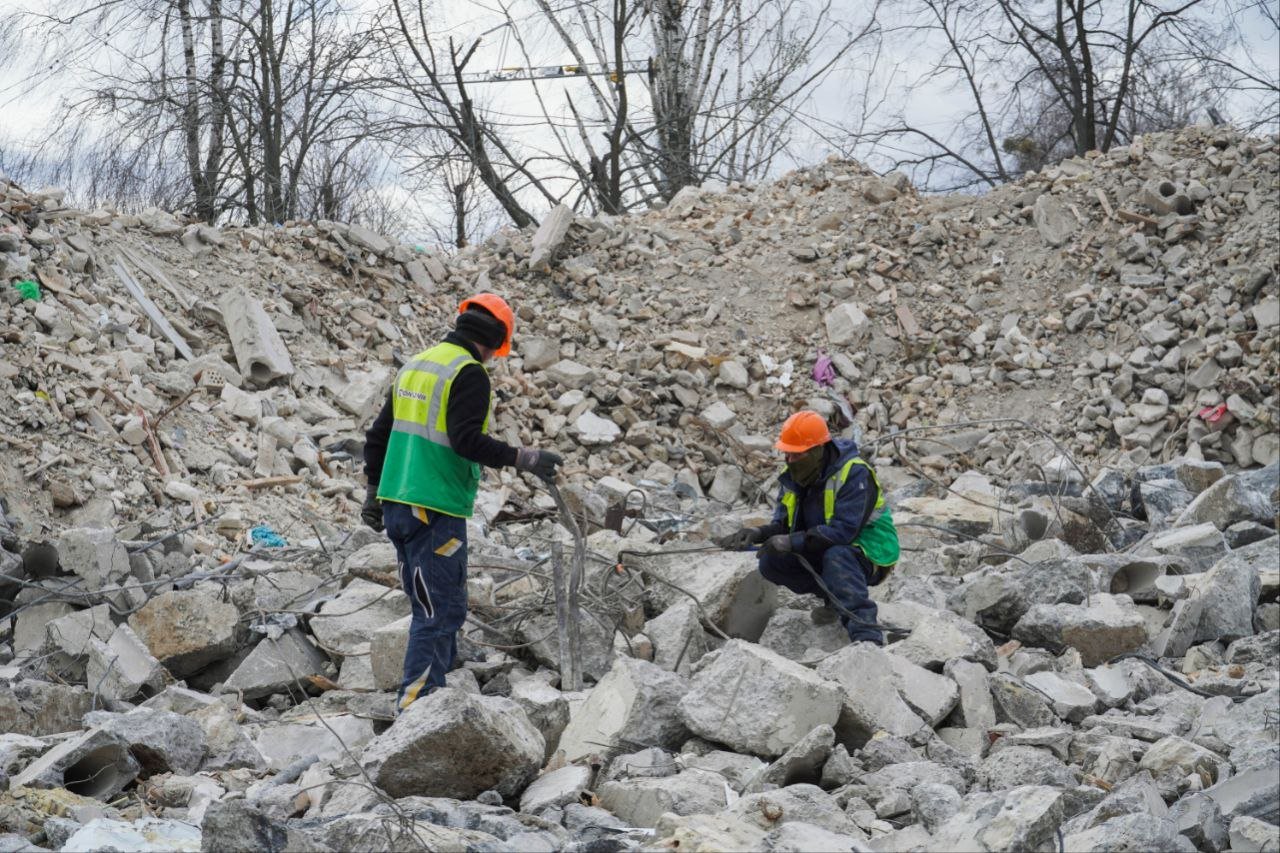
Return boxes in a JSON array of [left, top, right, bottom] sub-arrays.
[[787, 446, 825, 486]]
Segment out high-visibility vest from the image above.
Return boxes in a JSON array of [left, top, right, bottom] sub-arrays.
[[376, 342, 490, 518], [779, 457, 900, 568]]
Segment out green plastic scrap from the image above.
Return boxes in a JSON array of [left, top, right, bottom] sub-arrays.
[[12, 279, 40, 300]]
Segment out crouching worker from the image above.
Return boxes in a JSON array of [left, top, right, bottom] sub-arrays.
[[718, 410, 898, 645]]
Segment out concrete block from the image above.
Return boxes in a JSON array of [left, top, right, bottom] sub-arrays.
[[218, 288, 294, 385]]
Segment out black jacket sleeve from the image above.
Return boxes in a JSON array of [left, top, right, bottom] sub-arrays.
[[363, 387, 394, 491], [446, 363, 519, 468]]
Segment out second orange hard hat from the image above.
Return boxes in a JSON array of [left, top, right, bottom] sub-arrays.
[[775, 410, 831, 453]]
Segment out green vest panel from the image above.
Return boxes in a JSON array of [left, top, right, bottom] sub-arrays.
[[376, 342, 490, 518], [780, 456, 900, 567]]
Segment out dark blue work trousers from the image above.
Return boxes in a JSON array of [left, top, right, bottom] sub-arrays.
[[758, 545, 882, 644], [382, 501, 469, 712]]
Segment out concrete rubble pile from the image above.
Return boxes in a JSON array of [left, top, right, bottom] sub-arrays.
[[0, 124, 1277, 852]]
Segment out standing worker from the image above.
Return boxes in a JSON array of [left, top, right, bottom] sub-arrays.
[[718, 410, 898, 645], [362, 294, 563, 711]]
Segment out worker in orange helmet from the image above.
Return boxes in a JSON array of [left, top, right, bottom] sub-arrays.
[[718, 410, 899, 645], [362, 293, 563, 710]]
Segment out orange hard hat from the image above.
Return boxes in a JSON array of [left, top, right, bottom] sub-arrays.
[[775, 410, 831, 453], [458, 293, 514, 357]]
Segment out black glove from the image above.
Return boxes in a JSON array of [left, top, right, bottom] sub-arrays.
[[716, 527, 763, 550], [761, 534, 792, 556], [516, 447, 564, 481], [803, 529, 836, 553], [361, 492, 384, 532]]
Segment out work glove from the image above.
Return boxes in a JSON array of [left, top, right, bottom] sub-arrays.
[[716, 527, 763, 550], [361, 492, 384, 532], [803, 529, 836, 553], [761, 534, 792, 557], [516, 447, 564, 481]]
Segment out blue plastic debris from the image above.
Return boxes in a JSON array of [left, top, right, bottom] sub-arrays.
[[250, 525, 287, 548]]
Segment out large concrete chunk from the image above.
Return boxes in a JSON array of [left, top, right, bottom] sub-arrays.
[[825, 302, 871, 346], [645, 600, 711, 676], [759, 608, 849, 662], [40, 604, 113, 681], [129, 590, 240, 678], [192, 703, 265, 772], [545, 359, 597, 389], [310, 578, 410, 659], [816, 642, 927, 747], [224, 629, 328, 699], [82, 708, 207, 776], [87, 623, 166, 702], [1192, 539, 1267, 643], [889, 653, 959, 725], [10, 726, 140, 799], [1023, 671, 1097, 722], [1012, 593, 1147, 667], [370, 613, 410, 691], [360, 688, 544, 799], [945, 659, 997, 731], [55, 527, 129, 590], [510, 679, 570, 760], [1033, 193, 1076, 246], [598, 768, 728, 829], [218, 289, 294, 385], [1176, 474, 1274, 530], [889, 606, 997, 671], [528, 203, 573, 268], [640, 551, 777, 641], [0, 679, 94, 737], [679, 639, 842, 758], [557, 657, 689, 762], [952, 559, 1092, 634], [254, 715, 375, 771], [520, 764, 593, 814]]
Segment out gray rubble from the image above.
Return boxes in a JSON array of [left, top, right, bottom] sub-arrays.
[[0, 125, 1277, 851]]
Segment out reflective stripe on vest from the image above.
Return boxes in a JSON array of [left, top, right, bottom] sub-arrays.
[[781, 457, 883, 528], [780, 455, 898, 567], [389, 351, 476, 448], [377, 342, 491, 517]]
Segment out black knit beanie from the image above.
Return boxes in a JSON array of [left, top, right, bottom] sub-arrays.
[[455, 307, 507, 350]]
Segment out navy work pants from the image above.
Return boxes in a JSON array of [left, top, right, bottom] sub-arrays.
[[382, 501, 469, 712], [758, 545, 882, 645]]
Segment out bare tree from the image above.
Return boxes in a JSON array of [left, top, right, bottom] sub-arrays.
[[849, 0, 1238, 189], [0, 0, 389, 226], [525, 0, 881, 204]]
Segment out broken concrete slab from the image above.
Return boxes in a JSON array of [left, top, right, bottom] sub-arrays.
[[86, 623, 166, 702], [224, 629, 328, 699], [55, 526, 129, 590], [597, 768, 728, 829], [640, 550, 777, 641], [528, 204, 574, 268], [218, 288, 294, 385], [520, 764, 593, 814], [678, 639, 843, 758], [1012, 593, 1148, 667], [1192, 539, 1268, 643], [309, 578, 410, 659], [82, 707, 207, 777], [360, 688, 543, 799], [129, 589, 240, 678], [815, 642, 928, 748], [10, 726, 140, 799], [557, 656, 689, 762]]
